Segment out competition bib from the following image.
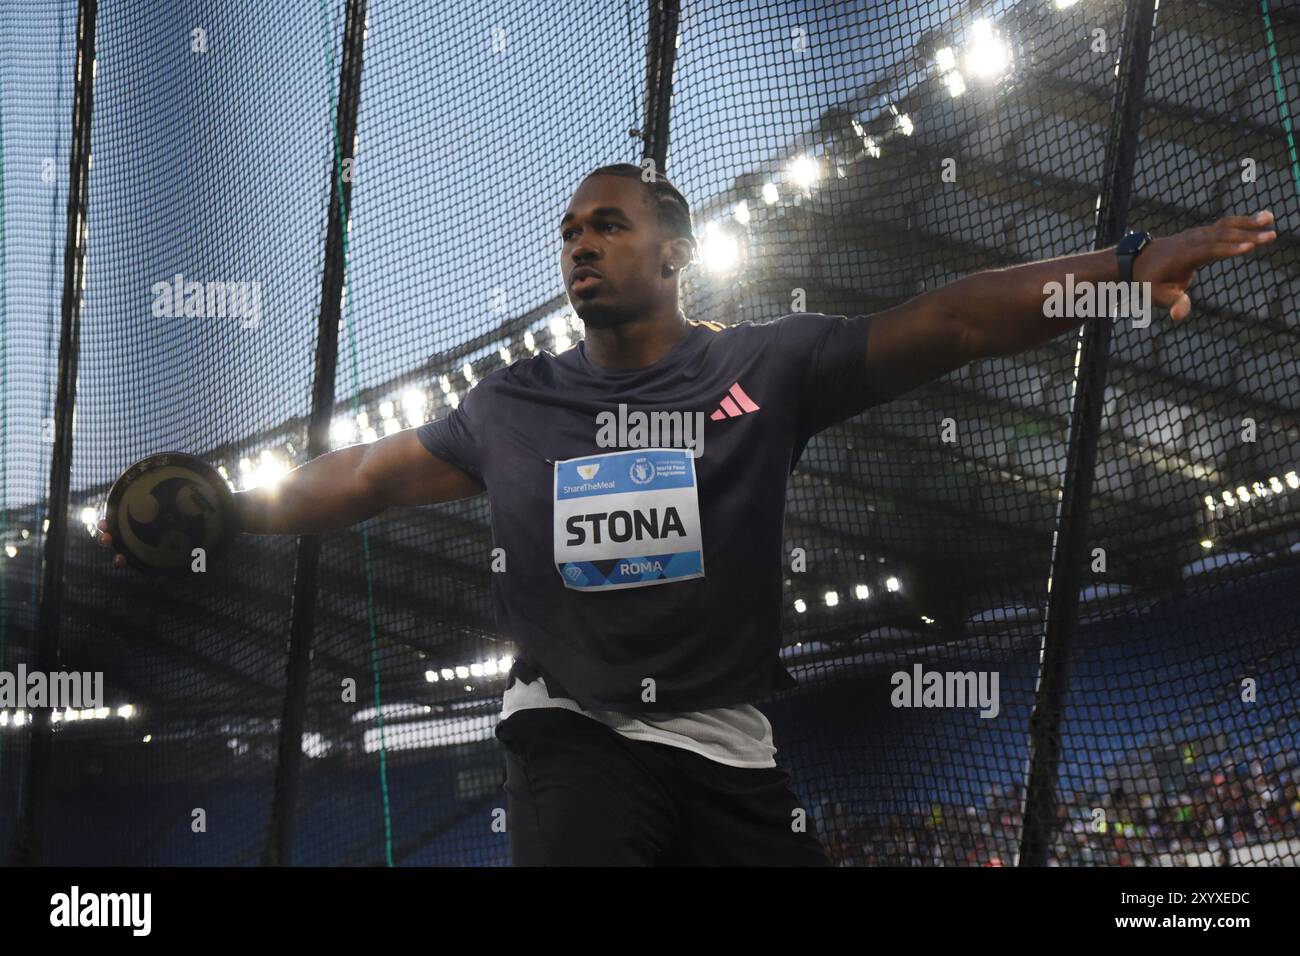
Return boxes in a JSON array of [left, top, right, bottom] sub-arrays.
[[553, 448, 705, 591]]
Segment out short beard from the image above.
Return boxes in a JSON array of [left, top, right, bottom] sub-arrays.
[[573, 301, 638, 330]]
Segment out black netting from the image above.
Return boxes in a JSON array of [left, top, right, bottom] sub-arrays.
[[2, 0, 1297, 867]]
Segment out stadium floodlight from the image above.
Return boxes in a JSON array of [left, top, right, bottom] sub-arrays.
[[892, 108, 915, 136], [4, 545, 15, 558], [446, 394, 459, 410], [1236, 486, 1250, 503], [944, 71, 967, 97], [402, 387, 428, 422], [470, 663, 484, 677], [1200, 539, 1214, 550], [455, 666, 470, 679], [331, 418, 357, 447], [733, 200, 750, 225], [382, 418, 402, 436], [554, 333, 571, 352], [117, 704, 135, 718], [699, 221, 741, 274], [1286, 471, 1299, 489], [761, 182, 779, 205], [935, 46, 957, 71], [425, 670, 438, 683], [362, 425, 380, 442], [855, 584, 870, 600], [965, 18, 1012, 79], [524, 330, 536, 353], [499, 655, 513, 671], [824, 590, 839, 607], [499, 345, 511, 364], [441, 668, 455, 680], [462, 362, 477, 386], [1204, 495, 1216, 512], [1268, 476, 1284, 494], [886, 575, 901, 592], [379, 400, 395, 420], [550, 315, 567, 339], [787, 154, 821, 190], [794, 598, 807, 614], [439, 374, 452, 394], [80, 506, 97, 528]]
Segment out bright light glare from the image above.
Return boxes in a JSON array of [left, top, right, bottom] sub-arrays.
[[824, 590, 839, 608], [402, 388, 427, 421], [965, 20, 1012, 78], [699, 221, 740, 275], [761, 182, 779, 205], [80, 507, 97, 527], [793, 598, 807, 614], [245, 450, 289, 490], [733, 200, 750, 225], [855, 584, 869, 600], [886, 576, 901, 592], [936, 47, 956, 71], [787, 155, 821, 190], [331, 417, 357, 446], [944, 71, 966, 97]]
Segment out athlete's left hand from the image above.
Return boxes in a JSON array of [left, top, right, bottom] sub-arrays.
[[1133, 210, 1277, 322]]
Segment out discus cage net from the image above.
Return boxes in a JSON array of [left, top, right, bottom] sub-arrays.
[[1, 0, 1297, 866]]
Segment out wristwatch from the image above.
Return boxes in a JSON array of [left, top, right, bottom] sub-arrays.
[[1116, 230, 1152, 284]]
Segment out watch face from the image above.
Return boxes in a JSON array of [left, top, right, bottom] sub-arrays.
[[1118, 231, 1150, 255]]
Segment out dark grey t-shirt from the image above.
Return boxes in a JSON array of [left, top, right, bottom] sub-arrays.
[[416, 312, 881, 712]]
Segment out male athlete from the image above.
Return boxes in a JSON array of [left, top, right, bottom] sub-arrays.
[[100, 163, 1275, 865]]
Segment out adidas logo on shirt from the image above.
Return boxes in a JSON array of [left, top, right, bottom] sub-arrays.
[[709, 381, 760, 420]]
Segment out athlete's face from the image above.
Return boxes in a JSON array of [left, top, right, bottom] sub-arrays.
[[559, 176, 687, 329]]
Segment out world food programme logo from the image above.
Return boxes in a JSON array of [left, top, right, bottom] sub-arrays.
[[629, 458, 655, 485]]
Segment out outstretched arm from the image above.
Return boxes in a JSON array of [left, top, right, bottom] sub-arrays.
[[860, 210, 1278, 403], [234, 428, 485, 535], [97, 429, 484, 566]]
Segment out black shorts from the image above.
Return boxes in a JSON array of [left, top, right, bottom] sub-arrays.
[[495, 706, 832, 866]]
